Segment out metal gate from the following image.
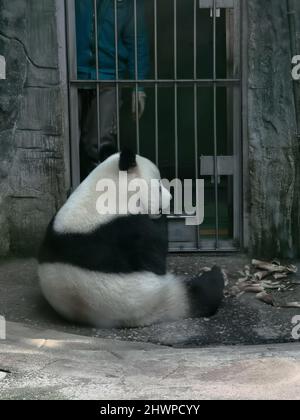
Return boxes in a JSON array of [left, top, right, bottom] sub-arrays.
[[65, 0, 243, 252]]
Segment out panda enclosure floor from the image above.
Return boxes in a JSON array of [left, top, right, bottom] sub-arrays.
[[1, 256, 300, 348]]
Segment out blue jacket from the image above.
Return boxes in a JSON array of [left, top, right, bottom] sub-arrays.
[[75, 0, 150, 80]]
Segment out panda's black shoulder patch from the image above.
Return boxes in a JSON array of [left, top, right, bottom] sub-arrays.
[[39, 215, 168, 275]]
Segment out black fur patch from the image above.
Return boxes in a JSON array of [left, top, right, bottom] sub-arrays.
[[39, 215, 168, 275], [185, 266, 225, 317], [119, 148, 137, 171]]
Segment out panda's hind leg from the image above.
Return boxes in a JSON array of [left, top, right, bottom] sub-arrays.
[[185, 266, 225, 318]]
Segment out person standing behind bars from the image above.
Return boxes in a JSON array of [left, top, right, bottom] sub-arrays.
[[75, 0, 150, 179]]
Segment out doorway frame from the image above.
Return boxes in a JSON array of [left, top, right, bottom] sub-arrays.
[[58, 0, 249, 252]]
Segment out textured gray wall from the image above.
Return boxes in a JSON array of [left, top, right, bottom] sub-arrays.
[[288, 0, 300, 257], [0, 0, 67, 255], [247, 0, 300, 257]]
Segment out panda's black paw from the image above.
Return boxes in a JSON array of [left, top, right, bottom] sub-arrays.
[[186, 266, 225, 318]]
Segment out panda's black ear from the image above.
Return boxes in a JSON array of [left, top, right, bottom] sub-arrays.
[[119, 148, 137, 171], [99, 142, 118, 163]]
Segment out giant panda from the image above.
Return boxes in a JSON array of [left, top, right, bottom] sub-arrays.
[[38, 147, 224, 328]]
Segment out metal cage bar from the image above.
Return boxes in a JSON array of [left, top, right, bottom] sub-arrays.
[[114, 0, 121, 150], [65, 0, 80, 188], [154, 0, 159, 166], [194, 0, 200, 250], [174, 0, 179, 180], [70, 78, 241, 86], [133, 0, 140, 154], [213, 0, 220, 249], [233, 0, 242, 246], [93, 0, 101, 158]]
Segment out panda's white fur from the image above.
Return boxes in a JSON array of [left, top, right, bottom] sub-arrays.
[[39, 264, 189, 328], [53, 153, 171, 235], [38, 150, 224, 328]]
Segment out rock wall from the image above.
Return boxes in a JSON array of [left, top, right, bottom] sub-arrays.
[[289, 0, 300, 257], [0, 0, 67, 255], [247, 0, 300, 258]]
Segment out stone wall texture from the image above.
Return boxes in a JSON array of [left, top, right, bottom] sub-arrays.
[[247, 0, 300, 257], [0, 0, 300, 257], [0, 0, 67, 255]]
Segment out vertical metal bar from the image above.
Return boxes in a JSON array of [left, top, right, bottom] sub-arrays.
[[69, 86, 81, 188], [154, 0, 159, 166], [226, 9, 234, 241], [58, 0, 72, 191], [213, 0, 219, 249], [93, 0, 101, 158], [133, 0, 140, 154], [114, 0, 121, 150], [194, 0, 200, 249], [193, 0, 198, 172], [65, 0, 80, 188], [233, 0, 242, 245], [174, 0, 179, 179], [241, 0, 249, 250]]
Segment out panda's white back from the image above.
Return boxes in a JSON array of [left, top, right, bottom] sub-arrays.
[[54, 154, 122, 235]]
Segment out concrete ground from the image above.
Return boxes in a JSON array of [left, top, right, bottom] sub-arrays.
[[1, 322, 300, 400], [0, 256, 300, 399]]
